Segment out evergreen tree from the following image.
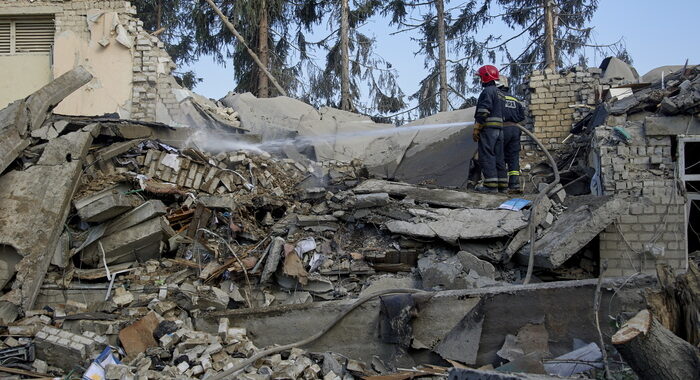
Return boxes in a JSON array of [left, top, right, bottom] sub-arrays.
[[294, 0, 406, 116], [448, 0, 630, 94], [188, 0, 298, 97]]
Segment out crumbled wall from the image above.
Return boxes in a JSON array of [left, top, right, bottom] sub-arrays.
[[0, 0, 185, 123], [593, 118, 687, 277], [524, 67, 603, 151]]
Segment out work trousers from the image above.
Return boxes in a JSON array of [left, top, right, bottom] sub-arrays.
[[467, 154, 481, 187], [477, 127, 507, 189], [503, 125, 522, 188]]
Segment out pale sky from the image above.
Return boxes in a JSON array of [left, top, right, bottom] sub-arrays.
[[183, 0, 700, 107]]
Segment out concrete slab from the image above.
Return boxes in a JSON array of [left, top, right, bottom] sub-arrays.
[[354, 179, 510, 209], [80, 216, 169, 267], [516, 197, 628, 269], [202, 277, 651, 367], [434, 299, 485, 365], [387, 108, 477, 188], [386, 208, 528, 245], [37, 127, 97, 166], [645, 114, 700, 136], [74, 184, 140, 223], [0, 134, 90, 312], [104, 199, 167, 236]]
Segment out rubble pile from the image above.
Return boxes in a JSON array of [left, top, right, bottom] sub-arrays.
[[3, 61, 694, 379]]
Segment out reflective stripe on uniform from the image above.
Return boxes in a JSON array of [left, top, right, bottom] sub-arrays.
[[476, 108, 490, 114], [508, 170, 520, 176], [485, 116, 504, 127]]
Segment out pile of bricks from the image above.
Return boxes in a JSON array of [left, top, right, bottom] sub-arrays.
[[34, 326, 107, 370]]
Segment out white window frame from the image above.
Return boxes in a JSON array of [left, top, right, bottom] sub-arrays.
[[679, 135, 700, 271]]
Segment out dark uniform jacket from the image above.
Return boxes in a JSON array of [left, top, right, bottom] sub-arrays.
[[475, 81, 505, 127], [501, 89, 526, 126]]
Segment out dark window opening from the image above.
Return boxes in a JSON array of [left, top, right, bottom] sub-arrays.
[[689, 200, 700, 263], [683, 141, 700, 175]]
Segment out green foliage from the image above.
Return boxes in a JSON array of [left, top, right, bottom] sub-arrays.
[[187, 0, 299, 96], [294, 0, 406, 117], [130, 0, 198, 85]]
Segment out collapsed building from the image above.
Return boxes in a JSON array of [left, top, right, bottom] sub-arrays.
[[0, 1, 698, 379]]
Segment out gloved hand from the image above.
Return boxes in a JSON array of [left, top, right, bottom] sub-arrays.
[[472, 123, 483, 142]]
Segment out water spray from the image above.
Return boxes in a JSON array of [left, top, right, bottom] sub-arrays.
[[187, 120, 475, 154]]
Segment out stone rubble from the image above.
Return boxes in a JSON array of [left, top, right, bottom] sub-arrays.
[[0, 40, 692, 378]]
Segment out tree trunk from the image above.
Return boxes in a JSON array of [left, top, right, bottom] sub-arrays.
[[203, 0, 287, 97], [612, 309, 700, 380], [435, 0, 448, 113], [340, 0, 352, 111], [257, 0, 270, 98], [646, 261, 700, 346], [543, 0, 556, 71], [156, 0, 162, 30]]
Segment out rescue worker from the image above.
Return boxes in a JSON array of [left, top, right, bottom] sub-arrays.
[[472, 65, 507, 192], [498, 76, 526, 193]]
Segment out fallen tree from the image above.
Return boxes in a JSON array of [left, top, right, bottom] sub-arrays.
[[612, 309, 700, 380], [646, 261, 700, 346]]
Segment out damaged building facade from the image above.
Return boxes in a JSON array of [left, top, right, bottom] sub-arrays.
[[524, 60, 697, 277], [0, 0, 238, 128]]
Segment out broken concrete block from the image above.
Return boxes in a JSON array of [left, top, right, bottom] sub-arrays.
[[194, 286, 230, 311], [26, 66, 93, 132], [386, 208, 528, 245], [104, 199, 167, 235], [456, 251, 496, 279], [37, 129, 95, 166], [541, 212, 555, 228], [435, 299, 485, 365], [112, 287, 134, 306], [296, 215, 338, 227], [50, 231, 71, 269], [517, 197, 628, 268], [118, 311, 161, 357], [35, 325, 99, 370], [353, 193, 390, 208], [530, 196, 553, 226], [418, 256, 463, 290], [31, 119, 69, 140], [105, 363, 134, 380], [198, 194, 236, 210], [74, 184, 140, 223], [96, 139, 144, 164], [354, 179, 507, 209], [80, 216, 170, 267], [260, 237, 285, 284]]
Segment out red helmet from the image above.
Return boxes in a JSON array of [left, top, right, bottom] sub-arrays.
[[477, 65, 499, 83]]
